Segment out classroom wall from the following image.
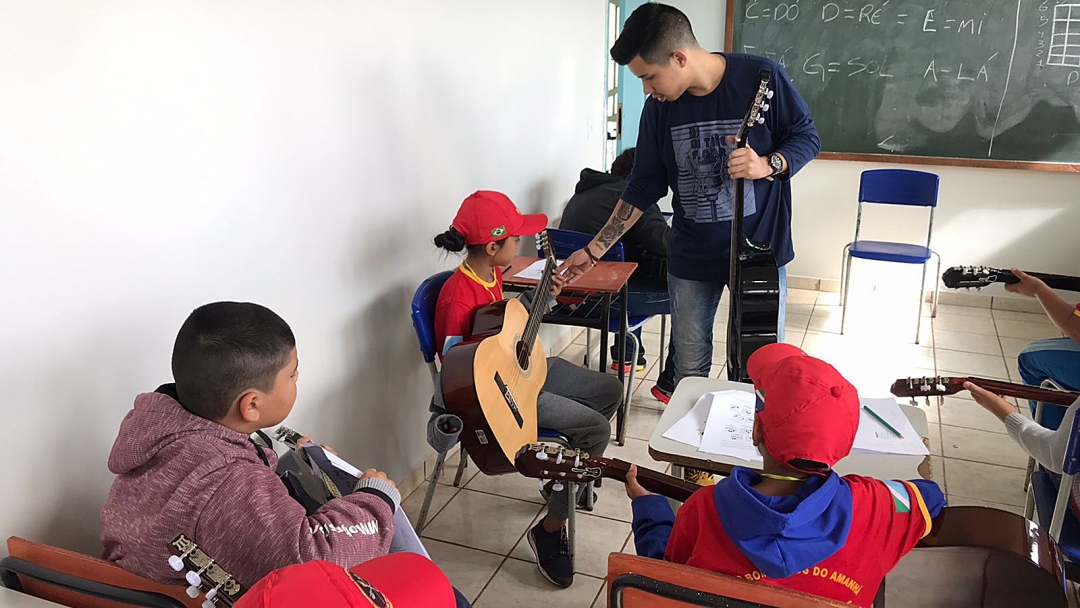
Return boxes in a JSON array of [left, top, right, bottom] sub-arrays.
[[0, 0, 607, 554], [668, 0, 1080, 286]]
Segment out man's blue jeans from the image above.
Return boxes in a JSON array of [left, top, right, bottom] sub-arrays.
[[1018, 337, 1080, 430], [661, 267, 787, 390]]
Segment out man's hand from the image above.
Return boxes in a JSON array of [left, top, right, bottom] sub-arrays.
[[558, 248, 595, 281], [726, 136, 772, 180], [361, 468, 397, 489], [550, 273, 566, 297], [1005, 268, 1049, 299], [297, 436, 338, 456], [625, 464, 654, 500], [964, 382, 1018, 422]]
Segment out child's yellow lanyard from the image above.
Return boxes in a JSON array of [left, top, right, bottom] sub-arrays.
[[460, 261, 501, 303]]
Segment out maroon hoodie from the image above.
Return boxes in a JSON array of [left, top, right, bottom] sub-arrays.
[[100, 389, 397, 588]]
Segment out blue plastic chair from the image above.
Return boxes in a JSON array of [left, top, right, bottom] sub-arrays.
[[409, 271, 576, 534], [840, 169, 941, 344], [1025, 379, 1080, 579], [539, 228, 664, 445]]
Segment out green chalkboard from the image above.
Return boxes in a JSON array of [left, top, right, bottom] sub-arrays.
[[726, 0, 1080, 170]]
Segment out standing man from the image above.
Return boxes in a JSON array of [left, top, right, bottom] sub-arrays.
[[560, 3, 820, 405]]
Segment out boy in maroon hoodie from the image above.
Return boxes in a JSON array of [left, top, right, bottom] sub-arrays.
[[100, 302, 399, 588]]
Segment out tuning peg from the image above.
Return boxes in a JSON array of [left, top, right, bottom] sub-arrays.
[[186, 586, 201, 599], [555, 452, 564, 465], [761, 103, 770, 112], [756, 116, 765, 124], [186, 571, 202, 587], [551, 483, 564, 492], [168, 545, 198, 572], [574, 455, 581, 467], [535, 451, 548, 461], [205, 588, 218, 601], [202, 601, 216, 608], [766, 89, 774, 99]]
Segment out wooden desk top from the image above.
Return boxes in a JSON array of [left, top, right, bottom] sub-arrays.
[[648, 377, 934, 481], [503, 255, 637, 294]]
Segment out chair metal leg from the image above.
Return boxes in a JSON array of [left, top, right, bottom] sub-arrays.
[[618, 332, 641, 446], [659, 315, 667, 374], [452, 446, 468, 486], [417, 451, 448, 531], [585, 329, 592, 368], [932, 252, 942, 318], [840, 248, 854, 335], [915, 261, 929, 344]]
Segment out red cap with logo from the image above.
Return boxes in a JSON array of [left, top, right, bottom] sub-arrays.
[[746, 343, 860, 475], [452, 190, 548, 246], [233, 553, 456, 608]]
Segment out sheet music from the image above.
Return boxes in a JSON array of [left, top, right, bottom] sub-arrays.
[[699, 391, 762, 462], [512, 258, 562, 280]]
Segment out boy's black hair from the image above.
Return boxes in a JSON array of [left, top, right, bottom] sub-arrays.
[[610, 3, 698, 66], [172, 302, 295, 421], [611, 147, 636, 178]]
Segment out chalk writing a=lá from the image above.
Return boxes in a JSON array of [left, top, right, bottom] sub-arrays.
[[803, 52, 895, 82], [745, 0, 800, 22], [921, 9, 987, 35], [923, 53, 998, 83], [741, 45, 794, 68]]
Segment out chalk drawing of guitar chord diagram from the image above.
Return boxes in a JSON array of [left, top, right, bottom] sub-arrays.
[[1049, 4, 1080, 67]]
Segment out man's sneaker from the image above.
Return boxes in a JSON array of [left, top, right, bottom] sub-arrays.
[[527, 521, 574, 588], [650, 384, 672, 404], [540, 481, 597, 511], [683, 467, 716, 486]]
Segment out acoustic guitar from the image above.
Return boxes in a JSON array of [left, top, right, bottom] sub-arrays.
[[515, 443, 1069, 607], [890, 375, 1079, 406], [166, 534, 243, 607], [727, 70, 781, 383], [441, 233, 557, 475], [942, 266, 1080, 293]]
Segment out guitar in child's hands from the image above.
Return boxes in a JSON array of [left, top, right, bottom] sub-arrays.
[[167, 534, 243, 607], [441, 233, 559, 475], [890, 375, 1079, 406], [942, 266, 1080, 293]]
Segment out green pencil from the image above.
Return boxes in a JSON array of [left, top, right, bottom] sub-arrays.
[[862, 405, 903, 439]]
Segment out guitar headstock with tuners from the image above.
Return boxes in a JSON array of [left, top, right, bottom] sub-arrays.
[[891, 376, 1080, 407], [941, 266, 1019, 290], [733, 70, 773, 148], [513, 444, 699, 503], [167, 534, 244, 607]]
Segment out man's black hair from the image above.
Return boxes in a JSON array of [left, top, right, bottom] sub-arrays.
[[610, 3, 698, 66]]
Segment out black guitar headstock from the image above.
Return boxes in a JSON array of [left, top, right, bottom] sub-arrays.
[[167, 534, 243, 607], [942, 266, 1019, 289], [734, 70, 774, 147]]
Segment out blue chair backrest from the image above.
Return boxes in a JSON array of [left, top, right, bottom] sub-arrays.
[[542, 228, 624, 262], [411, 270, 455, 364], [858, 169, 940, 208], [1064, 401, 1080, 476]]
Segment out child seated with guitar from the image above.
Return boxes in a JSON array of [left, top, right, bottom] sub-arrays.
[[100, 302, 401, 590], [625, 344, 945, 607], [431, 190, 623, 588]]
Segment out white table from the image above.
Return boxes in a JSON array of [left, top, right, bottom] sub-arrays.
[[0, 588, 64, 607], [648, 377, 933, 482]]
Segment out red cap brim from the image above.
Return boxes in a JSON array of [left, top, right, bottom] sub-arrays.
[[510, 213, 548, 237], [348, 553, 455, 606]]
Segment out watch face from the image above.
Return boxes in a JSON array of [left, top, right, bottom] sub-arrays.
[[769, 154, 783, 172]]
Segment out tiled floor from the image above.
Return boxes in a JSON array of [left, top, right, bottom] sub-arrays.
[[404, 286, 1077, 607]]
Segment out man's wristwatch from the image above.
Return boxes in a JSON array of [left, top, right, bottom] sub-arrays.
[[767, 153, 785, 177]]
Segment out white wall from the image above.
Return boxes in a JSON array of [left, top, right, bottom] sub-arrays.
[[668, 0, 1080, 284], [0, 0, 607, 554]]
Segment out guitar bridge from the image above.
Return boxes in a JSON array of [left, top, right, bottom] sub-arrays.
[[494, 372, 525, 428]]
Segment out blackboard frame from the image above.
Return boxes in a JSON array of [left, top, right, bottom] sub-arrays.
[[724, 2, 1080, 173]]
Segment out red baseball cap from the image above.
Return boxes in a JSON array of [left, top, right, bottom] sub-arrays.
[[746, 343, 860, 475], [234, 554, 456, 608], [452, 190, 547, 245]]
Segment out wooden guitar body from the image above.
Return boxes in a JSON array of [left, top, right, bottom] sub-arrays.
[[442, 297, 544, 475]]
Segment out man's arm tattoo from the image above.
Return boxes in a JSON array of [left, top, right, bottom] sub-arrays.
[[597, 201, 635, 249]]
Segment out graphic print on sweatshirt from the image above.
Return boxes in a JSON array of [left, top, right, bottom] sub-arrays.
[[672, 119, 756, 224]]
